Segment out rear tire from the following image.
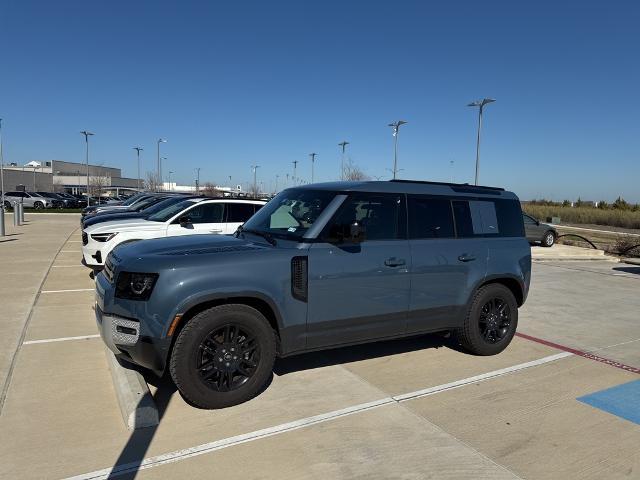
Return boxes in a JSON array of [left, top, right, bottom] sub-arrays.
[[542, 231, 555, 247], [170, 304, 276, 409], [455, 284, 518, 356]]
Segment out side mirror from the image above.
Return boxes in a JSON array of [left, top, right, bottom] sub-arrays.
[[179, 215, 191, 226], [536, 221, 540, 226]]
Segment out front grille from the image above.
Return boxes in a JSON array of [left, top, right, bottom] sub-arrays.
[[291, 256, 308, 302], [103, 257, 115, 283], [82, 231, 88, 246]]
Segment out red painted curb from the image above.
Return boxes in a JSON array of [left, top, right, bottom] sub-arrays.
[[515, 332, 640, 375]]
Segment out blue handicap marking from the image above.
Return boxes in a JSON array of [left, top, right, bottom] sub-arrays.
[[577, 379, 640, 425]]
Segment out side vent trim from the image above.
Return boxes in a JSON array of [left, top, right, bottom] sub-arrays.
[[291, 256, 308, 302]]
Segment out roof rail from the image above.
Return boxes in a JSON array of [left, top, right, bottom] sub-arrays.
[[388, 179, 505, 192]]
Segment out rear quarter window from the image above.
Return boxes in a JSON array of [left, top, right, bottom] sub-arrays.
[[452, 199, 524, 238]]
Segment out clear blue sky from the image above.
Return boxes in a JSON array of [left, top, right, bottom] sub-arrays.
[[1, 0, 638, 201]]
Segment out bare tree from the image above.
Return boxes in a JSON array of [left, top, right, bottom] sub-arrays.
[[145, 171, 161, 192], [89, 175, 109, 198], [201, 182, 223, 197], [342, 157, 370, 181]]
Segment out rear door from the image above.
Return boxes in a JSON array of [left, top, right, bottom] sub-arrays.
[[407, 196, 489, 333], [225, 202, 257, 234], [306, 192, 410, 348]]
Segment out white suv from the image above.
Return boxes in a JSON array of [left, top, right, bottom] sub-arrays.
[[82, 198, 265, 267]]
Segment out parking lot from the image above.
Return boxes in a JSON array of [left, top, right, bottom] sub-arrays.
[[1, 214, 639, 480]]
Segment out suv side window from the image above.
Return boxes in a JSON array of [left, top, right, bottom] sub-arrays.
[[408, 196, 455, 239], [453, 199, 524, 237], [325, 193, 405, 242], [523, 214, 536, 224], [227, 203, 256, 222], [183, 203, 224, 224]]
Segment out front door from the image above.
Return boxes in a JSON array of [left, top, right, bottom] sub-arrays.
[[166, 202, 226, 236], [306, 193, 410, 349]]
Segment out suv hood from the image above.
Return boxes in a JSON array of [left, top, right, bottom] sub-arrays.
[[85, 218, 165, 234], [110, 234, 268, 262]]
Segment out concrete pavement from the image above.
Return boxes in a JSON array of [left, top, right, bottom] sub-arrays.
[[0, 213, 80, 411]]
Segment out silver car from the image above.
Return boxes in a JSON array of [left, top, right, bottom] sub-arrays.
[[3, 191, 53, 209]]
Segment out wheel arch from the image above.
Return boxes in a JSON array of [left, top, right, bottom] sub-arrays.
[[476, 275, 525, 307], [169, 294, 284, 356]]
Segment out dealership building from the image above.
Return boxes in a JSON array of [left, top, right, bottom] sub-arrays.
[[1, 160, 139, 195]]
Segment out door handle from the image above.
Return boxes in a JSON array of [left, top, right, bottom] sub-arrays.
[[384, 257, 406, 267], [458, 254, 476, 262], [209, 229, 223, 233]]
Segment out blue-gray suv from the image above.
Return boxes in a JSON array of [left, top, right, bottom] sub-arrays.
[[95, 180, 531, 409]]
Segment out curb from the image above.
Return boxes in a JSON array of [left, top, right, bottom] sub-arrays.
[[622, 258, 640, 266], [103, 346, 159, 430]]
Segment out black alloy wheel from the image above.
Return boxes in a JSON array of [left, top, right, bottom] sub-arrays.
[[478, 297, 511, 344], [196, 324, 260, 392], [170, 304, 276, 409], [455, 283, 518, 356]]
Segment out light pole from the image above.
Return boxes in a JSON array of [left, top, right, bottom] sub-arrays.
[[80, 131, 94, 197], [338, 141, 349, 180], [195, 167, 201, 193], [251, 165, 260, 196], [387, 121, 407, 180], [275, 174, 280, 194], [157, 138, 166, 191], [467, 98, 495, 185], [292, 160, 298, 184], [133, 147, 143, 191], [309, 153, 317, 183]]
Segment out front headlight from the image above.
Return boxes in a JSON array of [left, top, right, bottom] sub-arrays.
[[115, 272, 159, 301], [91, 232, 118, 242]]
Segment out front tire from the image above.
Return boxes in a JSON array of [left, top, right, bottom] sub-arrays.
[[169, 304, 276, 409], [455, 284, 518, 356], [542, 231, 555, 247], [34, 201, 44, 210]]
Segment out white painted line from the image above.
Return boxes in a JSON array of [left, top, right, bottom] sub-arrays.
[[23, 334, 100, 345], [52, 265, 84, 268], [67, 240, 83, 243], [392, 352, 572, 402], [40, 288, 94, 294], [66, 352, 570, 480]]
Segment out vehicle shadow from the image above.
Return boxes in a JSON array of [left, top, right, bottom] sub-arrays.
[[274, 332, 456, 376], [105, 369, 177, 479], [612, 266, 640, 275], [0, 238, 17, 243]]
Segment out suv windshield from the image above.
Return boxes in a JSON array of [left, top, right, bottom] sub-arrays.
[[241, 189, 337, 240], [147, 199, 200, 222]]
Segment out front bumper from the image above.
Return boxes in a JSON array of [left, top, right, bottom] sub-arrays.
[[96, 304, 170, 373]]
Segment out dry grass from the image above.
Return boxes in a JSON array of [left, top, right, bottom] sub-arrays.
[[522, 205, 640, 230]]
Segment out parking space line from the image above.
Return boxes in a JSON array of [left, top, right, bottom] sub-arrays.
[[393, 352, 572, 402], [40, 288, 94, 293], [66, 352, 569, 480], [516, 332, 640, 374], [23, 335, 100, 345]]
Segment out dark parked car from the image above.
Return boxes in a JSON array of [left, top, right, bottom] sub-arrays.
[[523, 213, 557, 247], [37, 192, 78, 208], [82, 195, 202, 228], [96, 180, 531, 409]]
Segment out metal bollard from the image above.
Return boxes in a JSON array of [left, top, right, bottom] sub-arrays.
[[0, 207, 5, 236], [19, 203, 25, 223], [13, 202, 21, 226]]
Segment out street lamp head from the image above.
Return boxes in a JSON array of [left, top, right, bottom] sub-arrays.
[[468, 98, 496, 108], [80, 131, 94, 137], [133, 146, 143, 152], [158, 138, 167, 143]]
